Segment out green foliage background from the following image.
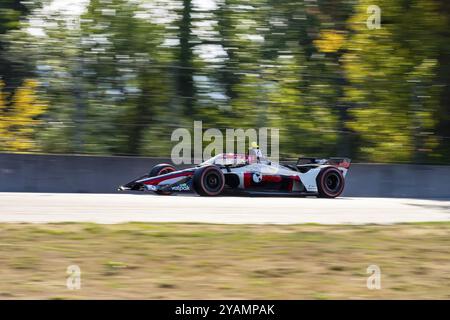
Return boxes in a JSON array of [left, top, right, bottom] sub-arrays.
[[0, 0, 449, 163]]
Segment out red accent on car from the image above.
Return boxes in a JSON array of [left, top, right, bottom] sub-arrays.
[[157, 167, 175, 175], [243, 172, 252, 188], [287, 175, 301, 191], [261, 175, 282, 183], [338, 160, 351, 169]]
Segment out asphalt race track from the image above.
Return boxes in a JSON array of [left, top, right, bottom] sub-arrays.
[[0, 193, 449, 224]]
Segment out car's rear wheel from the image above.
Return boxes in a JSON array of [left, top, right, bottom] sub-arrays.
[[316, 167, 345, 198], [149, 164, 176, 195], [193, 165, 225, 196]]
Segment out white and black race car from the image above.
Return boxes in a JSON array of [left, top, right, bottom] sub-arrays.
[[119, 149, 351, 198]]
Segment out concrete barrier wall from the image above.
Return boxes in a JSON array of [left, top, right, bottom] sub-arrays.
[[0, 153, 176, 193], [0, 153, 449, 198], [344, 163, 450, 198]]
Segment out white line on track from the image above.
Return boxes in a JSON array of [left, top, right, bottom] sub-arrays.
[[0, 193, 449, 224]]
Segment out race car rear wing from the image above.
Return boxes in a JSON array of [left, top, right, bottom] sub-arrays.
[[296, 157, 351, 169]]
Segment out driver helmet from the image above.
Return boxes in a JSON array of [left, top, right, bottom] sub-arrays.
[[249, 141, 263, 163]]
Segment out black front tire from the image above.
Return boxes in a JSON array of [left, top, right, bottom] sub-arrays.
[[149, 163, 176, 195], [149, 163, 176, 177], [193, 165, 225, 196]]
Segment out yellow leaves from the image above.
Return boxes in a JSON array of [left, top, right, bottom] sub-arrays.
[[314, 30, 345, 53], [0, 79, 48, 152]]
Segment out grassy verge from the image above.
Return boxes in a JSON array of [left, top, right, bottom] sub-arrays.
[[0, 222, 449, 299]]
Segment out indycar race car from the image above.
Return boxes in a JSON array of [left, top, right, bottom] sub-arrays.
[[118, 147, 351, 198]]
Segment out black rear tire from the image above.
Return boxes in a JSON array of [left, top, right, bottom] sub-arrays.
[[193, 165, 225, 196], [149, 164, 176, 195], [316, 167, 345, 198]]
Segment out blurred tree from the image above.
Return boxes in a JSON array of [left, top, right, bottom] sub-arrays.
[[6, 14, 91, 153], [80, 0, 173, 155], [0, 0, 449, 163], [176, 0, 196, 117], [0, 79, 47, 151], [435, 0, 450, 159], [261, 0, 353, 157], [0, 0, 31, 94], [344, 0, 446, 163]]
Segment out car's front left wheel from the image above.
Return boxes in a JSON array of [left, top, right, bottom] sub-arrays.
[[149, 163, 176, 195], [193, 165, 225, 196]]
